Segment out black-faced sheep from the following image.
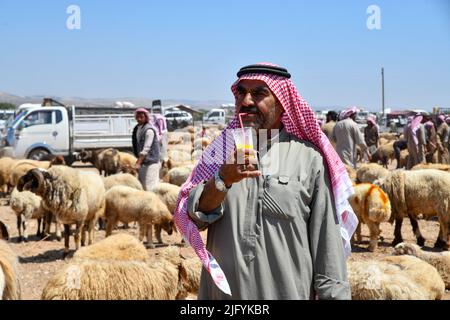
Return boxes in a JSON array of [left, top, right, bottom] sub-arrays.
[[104, 186, 175, 248], [17, 167, 106, 257]]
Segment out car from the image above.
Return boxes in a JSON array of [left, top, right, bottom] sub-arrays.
[[164, 110, 193, 123], [203, 109, 226, 125]]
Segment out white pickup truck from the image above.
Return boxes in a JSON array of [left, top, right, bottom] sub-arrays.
[[4, 104, 139, 163]]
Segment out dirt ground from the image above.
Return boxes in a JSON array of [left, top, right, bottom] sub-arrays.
[[1, 164, 449, 300]]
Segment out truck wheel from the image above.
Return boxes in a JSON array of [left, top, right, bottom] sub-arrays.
[[28, 148, 50, 160]]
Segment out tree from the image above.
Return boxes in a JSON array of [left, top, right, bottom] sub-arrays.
[[0, 103, 16, 110]]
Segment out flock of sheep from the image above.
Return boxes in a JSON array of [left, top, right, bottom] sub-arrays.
[[1, 126, 450, 300], [346, 131, 450, 299]]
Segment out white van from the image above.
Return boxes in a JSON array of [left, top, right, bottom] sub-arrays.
[[203, 108, 226, 125]]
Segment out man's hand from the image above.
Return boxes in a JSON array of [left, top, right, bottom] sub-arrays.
[[135, 157, 144, 170], [219, 148, 261, 187]]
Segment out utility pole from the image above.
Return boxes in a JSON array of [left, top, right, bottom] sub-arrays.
[[381, 67, 385, 115]]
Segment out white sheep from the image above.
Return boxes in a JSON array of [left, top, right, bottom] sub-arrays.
[[348, 183, 391, 252], [348, 255, 445, 300], [41, 238, 191, 300], [73, 233, 149, 263], [104, 186, 175, 248], [379, 169, 450, 249], [151, 182, 181, 214], [0, 157, 17, 194], [103, 173, 143, 191], [118, 152, 138, 176], [41, 259, 189, 300], [355, 163, 390, 184], [395, 242, 450, 289], [10, 188, 45, 242], [10, 188, 62, 242], [0, 240, 21, 300], [163, 166, 193, 186], [17, 166, 106, 257]]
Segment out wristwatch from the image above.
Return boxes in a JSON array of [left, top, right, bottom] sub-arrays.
[[215, 171, 231, 193]]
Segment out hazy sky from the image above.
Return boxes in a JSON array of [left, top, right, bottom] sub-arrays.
[[0, 0, 449, 111]]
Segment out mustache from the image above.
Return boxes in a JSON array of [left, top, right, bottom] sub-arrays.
[[239, 106, 258, 114]]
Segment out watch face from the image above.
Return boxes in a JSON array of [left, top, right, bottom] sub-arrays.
[[215, 173, 226, 192]]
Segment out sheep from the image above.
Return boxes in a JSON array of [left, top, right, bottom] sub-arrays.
[[344, 165, 356, 182], [0, 221, 8, 241], [104, 186, 175, 248], [41, 258, 189, 300], [0, 157, 17, 194], [348, 183, 391, 252], [41, 242, 191, 300], [151, 182, 181, 214], [103, 173, 143, 191], [0, 240, 21, 300], [155, 246, 201, 294], [394, 242, 450, 289], [379, 132, 398, 142], [74, 235, 200, 294], [17, 166, 106, 257], [370, 141, 395, 168], [412, 163, 450, 172], [10, 188, 62, 242], [79, 148, 120, 176], [10, 188, 46, 242], [162, 166, 193, 187], [38, 154, 66, 166], [73, 233, 149, 263], [379, 169, 450, 249], [356, 163, 390, 184], [348, 255, 445, 300], [9, 160, 51, 188], [117, 152, 137, 174]]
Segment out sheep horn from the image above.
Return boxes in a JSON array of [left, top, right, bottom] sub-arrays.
[[0, 221, 9, 240], [17, 168, 46, 195]]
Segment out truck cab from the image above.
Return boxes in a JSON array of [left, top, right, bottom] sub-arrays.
[[8, 105, 70, 159]]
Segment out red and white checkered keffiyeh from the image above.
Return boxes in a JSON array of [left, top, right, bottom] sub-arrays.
[[173, 63, 358, 295]]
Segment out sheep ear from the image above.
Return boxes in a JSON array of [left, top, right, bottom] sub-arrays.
[[373, 178, 383, 186], [0, 221, 9, 240]]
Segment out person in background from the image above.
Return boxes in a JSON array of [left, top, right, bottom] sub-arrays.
[[321, 111, 338, 147], [364, 116, 379, 161], [404, 114, 426, 169], [132, 108, 161, 191], [332, 107, 368, 168], [436, 115, 449, 164], [423, 116, 437, 163]]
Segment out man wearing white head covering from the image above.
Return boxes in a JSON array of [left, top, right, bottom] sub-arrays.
[[364, 116, 379, 159], [332, 107, 367, 168], [405, 114, 426, 169]]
